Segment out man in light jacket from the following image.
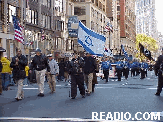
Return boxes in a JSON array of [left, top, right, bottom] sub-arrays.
[[47, 54, 59, 93]]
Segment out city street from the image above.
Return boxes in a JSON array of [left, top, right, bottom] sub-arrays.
[[0, 71, 163, 121]]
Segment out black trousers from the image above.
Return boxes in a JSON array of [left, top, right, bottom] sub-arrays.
[[124, 68, 129, 79], [140, 69, 145, 79], [157, 73, 163, 94], [103, 70, 109, 82], [131, 68, 135, 77], [71, 74, 85, 98], [116, 68, 122, 81], [145, 70, 147, 77]]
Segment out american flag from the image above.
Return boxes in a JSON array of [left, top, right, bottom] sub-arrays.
[[105, 22, 113, 32], [12, 15, 24, 44]]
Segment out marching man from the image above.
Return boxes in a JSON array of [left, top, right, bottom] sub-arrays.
[[47, 54, 59, 93]]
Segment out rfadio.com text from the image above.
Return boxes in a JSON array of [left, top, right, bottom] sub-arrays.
[[92, 112, 161, 121]]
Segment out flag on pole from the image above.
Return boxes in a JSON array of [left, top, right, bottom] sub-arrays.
[[12, 15, 24, 44], [105, 22, 113, 32], [121, 45, 129, 60], [139, 43, 152, 60], [104, 47, 113, 57], [78, 21, 106, 56]]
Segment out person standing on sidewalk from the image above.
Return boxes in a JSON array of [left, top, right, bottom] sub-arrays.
[[47, 54, 59, 93], [154, 54, 163, 96], [10, 49, 27, 101], [0, 61, 3, 95], [1, 57, 12, 91], [84, 53, 96, 95], [24, 65, 29, 85], [29, 48, 50, 97]]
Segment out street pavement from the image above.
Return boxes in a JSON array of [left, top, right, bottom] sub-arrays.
[[0, 71, 163, 121]]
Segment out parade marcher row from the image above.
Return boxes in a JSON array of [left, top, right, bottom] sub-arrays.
[[0, 48, 162, 100]]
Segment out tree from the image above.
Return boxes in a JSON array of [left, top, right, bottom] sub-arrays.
[[135, 34, 158, 61]]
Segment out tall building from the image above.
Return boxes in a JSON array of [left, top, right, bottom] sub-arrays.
[[0, 0, 72, 61], [71, 0, 111, 53], [106, 0, 121, 55], [136, 0, 156, 38], [119, 0, 136, 57]]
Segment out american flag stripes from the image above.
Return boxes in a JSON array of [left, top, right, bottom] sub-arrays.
[[105, 22, 113, 32], [12, 15, 24, 44]]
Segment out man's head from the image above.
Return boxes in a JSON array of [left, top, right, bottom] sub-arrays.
[[35, 48, 41, 56], [17, 49, 22, 57], [47, 54, 53, 60], [86, 53, 91, 57], [105, 57, 108, 61]]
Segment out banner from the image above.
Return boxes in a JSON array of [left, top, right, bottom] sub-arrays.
[[139, 43, 151, 60], [78, 21, 106, 56]]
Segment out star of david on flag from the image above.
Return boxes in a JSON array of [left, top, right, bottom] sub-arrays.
[[12, 15, 24, 44], [78, 21, 106, 56]]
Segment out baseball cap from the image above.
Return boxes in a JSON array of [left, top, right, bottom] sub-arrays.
[[47, 54, 53, 57]]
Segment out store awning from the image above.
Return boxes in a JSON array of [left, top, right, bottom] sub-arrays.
[[0, 47, 6, 52]]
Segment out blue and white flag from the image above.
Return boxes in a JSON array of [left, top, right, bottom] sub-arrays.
[[78, 21, 106, 56], [121, 45, 129, 60]]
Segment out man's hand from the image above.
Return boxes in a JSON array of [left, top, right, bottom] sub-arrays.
[[55, 73, 59, 76], [29, 70, 32, 73]]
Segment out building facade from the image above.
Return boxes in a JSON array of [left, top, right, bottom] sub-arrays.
[[0, 0, 75, 62], [72, 0, 111, 54], [136, 0, 156, 38], [103, 0, 121, 55], [120, 0, 136, 57]]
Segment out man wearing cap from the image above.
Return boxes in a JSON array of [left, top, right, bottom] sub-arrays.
[[30, 48, 50, 97], [68, 51, 85, 99], [47, 54, 59, 93], [10, 49, 28, 101]]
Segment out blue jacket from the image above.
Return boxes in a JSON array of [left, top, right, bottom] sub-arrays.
[[122, 61, 130, 69], [101, 61, 111, 70], [116, 61, 123, 69], [133, 62, 139, 68]]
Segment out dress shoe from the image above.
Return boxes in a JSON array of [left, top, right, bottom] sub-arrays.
[[155, 93, 160, 96], [38, 93, 44, 97], [82, 95, 85, 98], [15, 97, 22, 101], [71, 97, 75, 99]]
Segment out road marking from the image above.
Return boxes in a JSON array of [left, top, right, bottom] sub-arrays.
[[147, 88, 157, 89], [0, 117, 112, 121], [95, 84, 118, 86], [95, 87, 113, 89]]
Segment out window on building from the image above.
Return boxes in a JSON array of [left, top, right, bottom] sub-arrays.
[[8, 5, 16, 23], [99, 2, 102, 10], [97, 12, 99, 20], [74, 7, 86, 16], [31, 10, 35, 24], [103, 16, 105, 23], [92, 0, 94, 3], [95, 0, 98, 6], [117, 6, 120, 11], [42, 14, 46, 27], [91, 21, 94, 30], [34, 11, 38, 25], [81, 20, 86, 26], [47, 0, 51, 8], [100, 14, 102, 22], [103, 5, 105, 12], [42, 0, 47, 6]]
